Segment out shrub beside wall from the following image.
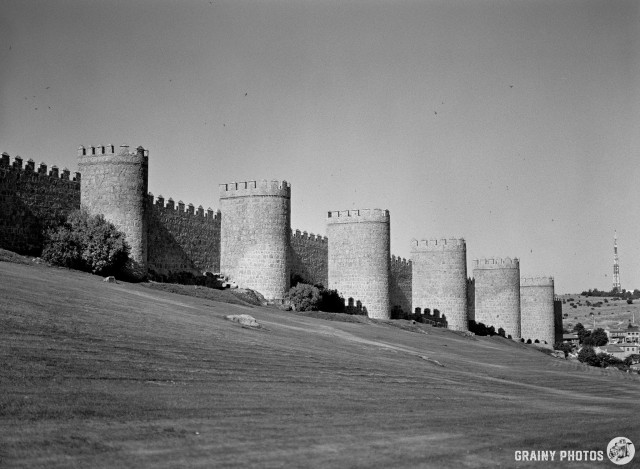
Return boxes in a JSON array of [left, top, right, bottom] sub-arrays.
[[42, 209, 129, 277]]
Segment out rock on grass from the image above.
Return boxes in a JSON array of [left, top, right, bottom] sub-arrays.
[[225, 314, 261, 328]]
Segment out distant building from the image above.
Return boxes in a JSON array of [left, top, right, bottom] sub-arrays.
[[599, 344, 625, 360], [620, 344, 639, 356], [607, 328, 639, 344], [600, 343, 638, 360], [563, 333, 579, 345]]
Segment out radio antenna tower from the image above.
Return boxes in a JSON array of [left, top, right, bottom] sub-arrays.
[[613, 230, 621, 292]]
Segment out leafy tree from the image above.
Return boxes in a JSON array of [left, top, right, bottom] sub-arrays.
[[598, 353, 624, 369], [42, 209, 129, 276], [589, 328, 608, 346], [286, 283, 346, 313], [578, 329, 592, 344], [577, 346, 600, 367], [573, 323, 585, 333], [42, 222, 84, 270], [497, 327, 506, 338], [318, 288, 345, 313], [554, 342, 573, 358], [624, 354, 640, 366], [289, 274, 306, 288], [286, 283, 322, 311]]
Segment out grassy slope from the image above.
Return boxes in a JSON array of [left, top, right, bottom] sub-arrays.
[[558, 294, 640, 332], [1, 261, 638, 469]]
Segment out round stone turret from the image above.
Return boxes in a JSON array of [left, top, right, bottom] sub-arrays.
[[327, 209, 390, 319], [473, 257, 520, 338], [77, 144, 149, 276], [520, 276, 555, 346], [411, 238, 468, 331], [219, 180, 291, 301]]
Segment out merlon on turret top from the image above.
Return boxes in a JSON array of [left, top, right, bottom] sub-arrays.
[[473, 257, 519, 269], [219, 180, 290, 198], [326, 208, 389, 223], [411, 238, 465, 251]]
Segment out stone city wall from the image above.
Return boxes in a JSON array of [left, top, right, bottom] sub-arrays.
[[78, 144, 149, 275], [411, 238, 468, 331], [467, 277, 475, 322], [473, 257, 521, 338], [147, 193, 221, 279], [390, 255, 412, 316], [2, 144, 564, 336], [289, 229, 328, 287], [327, 209, 390, 319], [554, 297, 563, 345], [520, 277, 555, 346], [219, 180, 291, 301], [0, 153, 80, 255]]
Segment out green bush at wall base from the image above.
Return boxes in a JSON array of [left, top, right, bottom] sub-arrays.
[[42, 209, 129, 277], [286, 283, 346, 313]]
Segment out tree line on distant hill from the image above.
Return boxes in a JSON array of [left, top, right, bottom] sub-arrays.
[[581, 287, 640, 299]]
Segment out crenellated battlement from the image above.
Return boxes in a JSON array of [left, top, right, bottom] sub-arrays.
[[219, 179, 291, 199], [1, 152, 81, 182], [78, 144, 115, 156], [521, 276, 554, 287], [77, 144, 149, 172], [410, 237, 465, 251], [77, 144, 149, 158], [391, 255, 411, 266], [1, 150, 81, 256], [291, 229, 327, 244], [148, 192, 219, 221], [473, 257, 519, 269], [326, 208, 389, 224]]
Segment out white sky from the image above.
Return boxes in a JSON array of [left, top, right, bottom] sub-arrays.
[[2, 0, 639, 293]]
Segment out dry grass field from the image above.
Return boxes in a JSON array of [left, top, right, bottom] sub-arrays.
[[558, 293, 640, 332], [1, 259, 638, 468]]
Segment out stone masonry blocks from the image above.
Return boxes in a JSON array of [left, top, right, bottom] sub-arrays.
[[520, 277, 555, 346], [473, 257, 521, 338], [219, 180, 291, 301], [290, 229, 328, 287], [0, 153, 80, 255], [390, 256, 412, 315], [327, 209, 390, 319], [78, 145, 149, 276], [411, 238, 468, 331]]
